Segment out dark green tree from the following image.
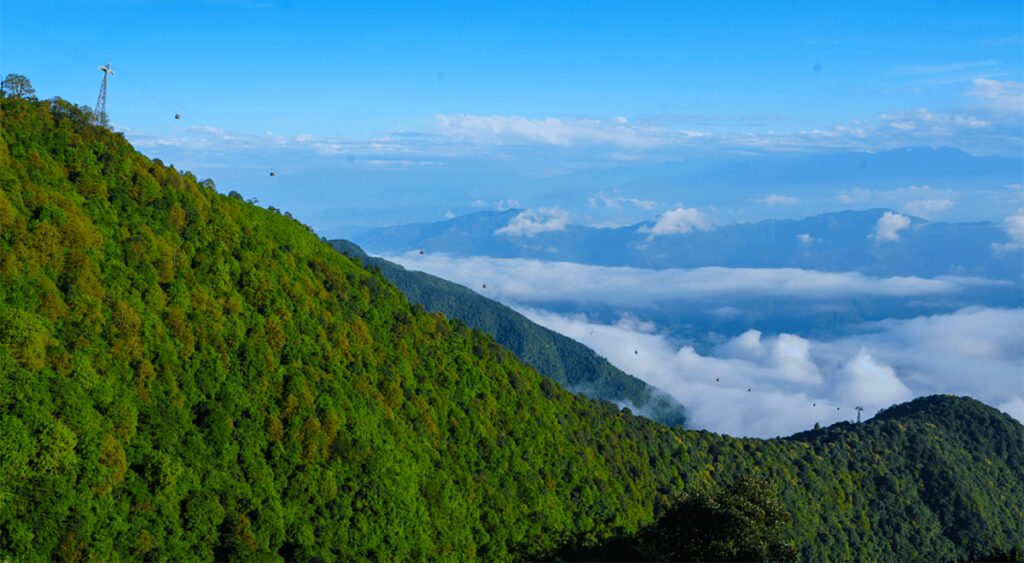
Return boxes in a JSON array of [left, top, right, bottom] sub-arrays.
[[648, 476, 798, 562], [1, 74, 35, 98], [556, 476, 798, 562]]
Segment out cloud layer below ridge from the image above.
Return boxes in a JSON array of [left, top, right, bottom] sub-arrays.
[[388, 253, 1023, 437], [389, 254, 1001, 306], [522, 306, 1023, 437]]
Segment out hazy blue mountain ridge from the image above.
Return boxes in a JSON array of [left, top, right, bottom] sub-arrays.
[[356, 208, 1023, 282]]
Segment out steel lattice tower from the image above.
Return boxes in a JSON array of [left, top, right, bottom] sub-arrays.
[[96, 63, 114, 125]]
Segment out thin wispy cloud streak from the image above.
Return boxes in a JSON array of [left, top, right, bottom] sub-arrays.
[[969, 79, 1024, 115], [387, 254, 1002, 307], [126, 80, 1024, 170], [892, 60, 1001, 75]]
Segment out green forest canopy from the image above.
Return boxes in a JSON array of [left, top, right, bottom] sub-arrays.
[[0, 88, 1021, 561]]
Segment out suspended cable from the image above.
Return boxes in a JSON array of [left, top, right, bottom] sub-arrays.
[[1, 16, 294, 180]]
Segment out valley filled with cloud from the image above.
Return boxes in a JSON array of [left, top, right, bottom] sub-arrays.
[[389, 253, 1024, 437]]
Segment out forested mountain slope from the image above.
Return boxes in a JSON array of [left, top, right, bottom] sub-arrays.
[[330, 239, 687, 427], [1, 92, 1021, 561]]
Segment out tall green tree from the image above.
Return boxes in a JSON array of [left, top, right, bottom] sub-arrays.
[[1, 74, 35, 98]]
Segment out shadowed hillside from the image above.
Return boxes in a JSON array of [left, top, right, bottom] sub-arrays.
[[330, 239, 688, 426]]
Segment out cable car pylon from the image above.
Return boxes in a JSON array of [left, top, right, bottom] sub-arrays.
[[95, 63, 114, 125]]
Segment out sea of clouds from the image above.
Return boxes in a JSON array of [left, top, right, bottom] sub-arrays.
[[389, 253, 1024, 438]]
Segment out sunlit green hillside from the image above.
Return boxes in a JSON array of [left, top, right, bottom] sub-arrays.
[[1, 91, 1021, 561]]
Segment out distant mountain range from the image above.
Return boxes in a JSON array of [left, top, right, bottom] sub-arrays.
[[317, 147, 1023, 238], [355, 208, 1023, 282]]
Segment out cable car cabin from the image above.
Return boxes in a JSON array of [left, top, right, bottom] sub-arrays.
[[175, 113, 181, 119], [269, 171, 276, 177]]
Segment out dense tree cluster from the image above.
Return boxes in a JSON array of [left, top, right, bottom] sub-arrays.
[[0, 90, 1021, 561], [553, 476, 797, 562], [331, 240, 688, 426]]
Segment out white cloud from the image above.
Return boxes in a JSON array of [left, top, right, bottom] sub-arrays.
[[992, 208, 1024, 253], [362, 159, 444, 167], [836, 186, 964, 217], [892, 60, 1000, 75], [836, 188, 872, 204], [716, 329, 766, 361], [834, 350, 914, 410], [1004, 209, 1024, 242], [432, 101, 1010, 158], [872, 211, 911, 241], [519, 308, 839, 437], [968, 78, 1024, 115], [471, 198, 520, 211], [998, 396, 1024, 424], [882, 108, 989, 128], [715, 330, 822, 385], [519, 306, 1024, 437], [129, 94, 1023, 173], [710, 306, 742, 319], [388, 255, 993, 306], [984, 34, 1023, 46], [760, 194, 800, 206], [817, 307, 1024, 414], [587, 192, 658, 210], [901, 198, 953, 218], [494, 207, 569, 237], [616, 312, 658, 334], [645, 207, 712, 235], [887, 120, 917, 131], [434, 114, 680, 148]]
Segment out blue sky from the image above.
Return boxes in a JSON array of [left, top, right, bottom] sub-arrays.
[[2, 0, 1022, 232], [3, 1, 1022, 431]]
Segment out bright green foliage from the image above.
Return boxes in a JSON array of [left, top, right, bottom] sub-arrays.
[[1, 91, 1022, 561], [332, 240, 688, 426]]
